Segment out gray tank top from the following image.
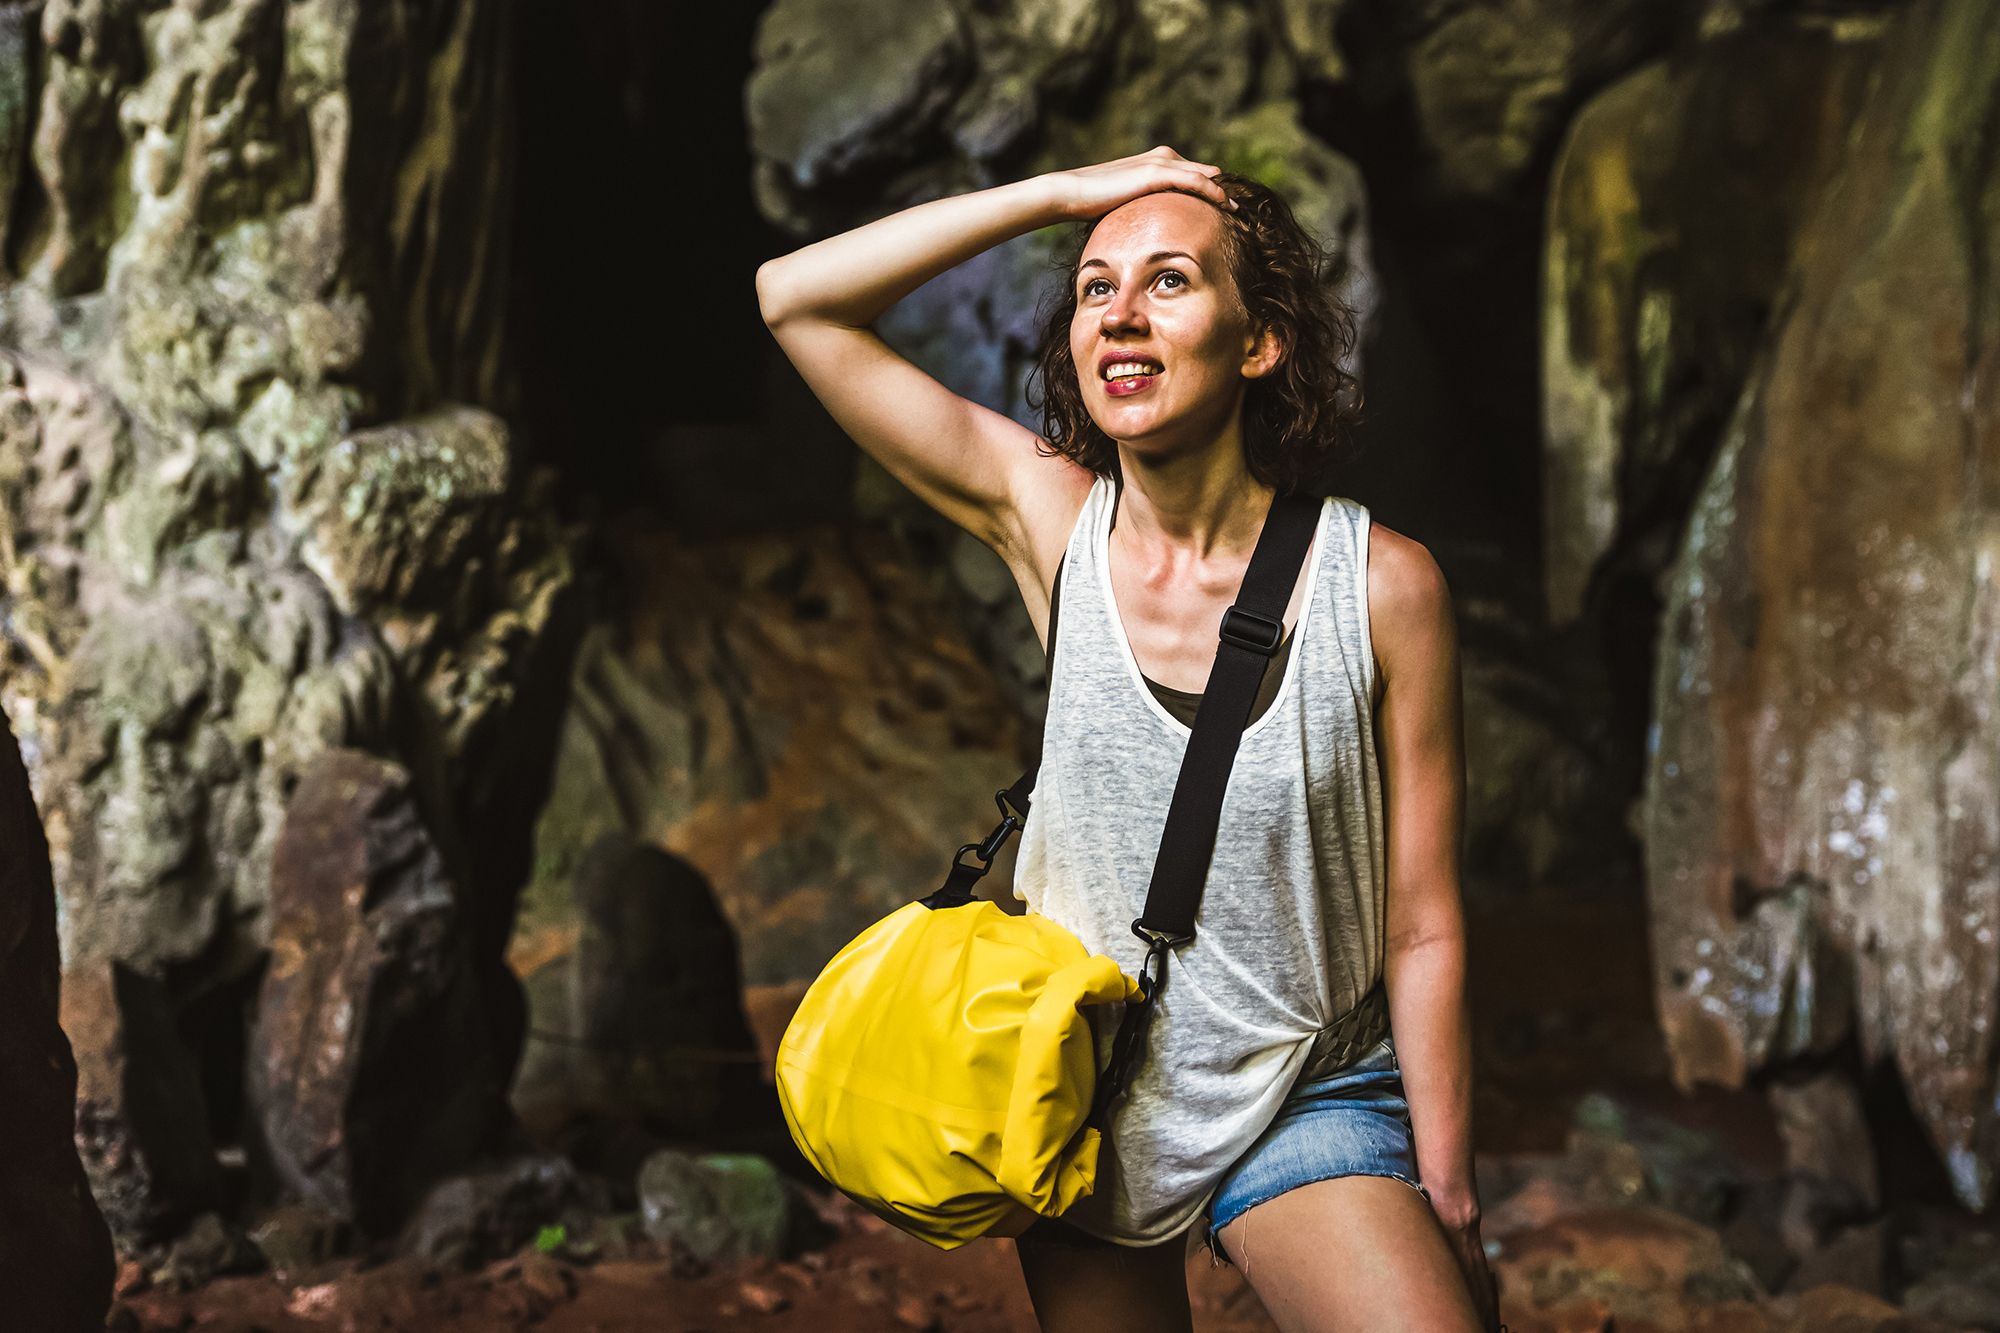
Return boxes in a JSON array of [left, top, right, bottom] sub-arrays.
[[1049, 547, 1294, 728], [1013, 472, 1389, 1244]]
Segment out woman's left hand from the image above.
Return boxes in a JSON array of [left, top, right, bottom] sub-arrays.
[[1437, 1204, 1502, 1331]]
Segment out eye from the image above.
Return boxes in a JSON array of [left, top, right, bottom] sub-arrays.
[[1081, 270, 1188, 299]]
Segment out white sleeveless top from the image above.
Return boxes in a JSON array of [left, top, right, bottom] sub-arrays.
[[1012, 472, 1388, 1245]]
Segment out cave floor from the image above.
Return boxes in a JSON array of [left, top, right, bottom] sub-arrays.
[[117, 886, 1859, 1333]]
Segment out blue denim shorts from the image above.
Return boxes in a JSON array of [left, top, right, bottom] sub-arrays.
[[1196, 1034, 1428, 1267]]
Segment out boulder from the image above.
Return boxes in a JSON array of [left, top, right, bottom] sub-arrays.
[[395, 1156, 612, 1271], [512, 831, 765, 1144], [637, 1149, 814, 1268], [246, 749, 504, 1237]]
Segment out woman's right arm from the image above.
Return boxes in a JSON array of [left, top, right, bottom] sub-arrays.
[[756, 149, 1232, 584], [755, 173, 1078, 562]]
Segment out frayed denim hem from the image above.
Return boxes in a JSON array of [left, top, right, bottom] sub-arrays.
[[1200, 1171, 1432, 1271]]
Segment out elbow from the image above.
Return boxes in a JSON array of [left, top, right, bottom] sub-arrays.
[[1383, 916, 1468, 959], [755, 259, 792, 328]]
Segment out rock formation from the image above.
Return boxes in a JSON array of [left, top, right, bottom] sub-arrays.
[[0, 0, 581, 1239], [1641, 0, 2000, 1209], [247, 749, 502, 1237]]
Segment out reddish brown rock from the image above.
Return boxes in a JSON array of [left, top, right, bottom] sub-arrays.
[[247, 749, 505, 1237], [62, 960, 225, 1251], [0, 701, 113, 1328], [1490, 1203, 1760, 1328], [516, 524, 1032, 996]]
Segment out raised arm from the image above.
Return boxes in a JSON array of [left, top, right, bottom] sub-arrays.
[[754, 150, 1235, 582], [755, 175, 1075, 561]]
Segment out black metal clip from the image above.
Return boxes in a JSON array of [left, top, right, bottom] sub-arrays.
[[947, 786, 1030, 873], [925, 787, 1032, 910], [1130, 918, 1192, 999]]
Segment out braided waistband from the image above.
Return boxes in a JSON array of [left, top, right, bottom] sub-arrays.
[[1303, 976, 1392, 1076]]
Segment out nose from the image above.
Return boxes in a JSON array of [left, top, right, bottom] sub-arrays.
[[1101, 293, 1148, 335]]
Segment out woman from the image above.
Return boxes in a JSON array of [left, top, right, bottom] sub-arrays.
[[756, 147, 1498, 1333]]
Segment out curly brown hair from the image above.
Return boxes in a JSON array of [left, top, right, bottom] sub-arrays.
[[1025, 172, 1366, 498]]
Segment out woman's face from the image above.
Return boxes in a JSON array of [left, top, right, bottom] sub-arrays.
[[1069, 192, 1273, 456]]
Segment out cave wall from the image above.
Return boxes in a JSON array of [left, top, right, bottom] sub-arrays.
[[1638, 0, 2000, 1211], [0, 0, 581, 1249]]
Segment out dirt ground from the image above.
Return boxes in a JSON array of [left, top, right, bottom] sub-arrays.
[[116, 887, 1820, 1333]]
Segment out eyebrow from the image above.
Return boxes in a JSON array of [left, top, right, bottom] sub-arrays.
[[1076, 249, 1202, 277]]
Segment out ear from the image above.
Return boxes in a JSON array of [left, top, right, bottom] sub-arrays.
[[1241, 323, 1285, 380]]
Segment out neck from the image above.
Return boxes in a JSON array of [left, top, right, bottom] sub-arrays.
[[1112, 446, 1273, 565]]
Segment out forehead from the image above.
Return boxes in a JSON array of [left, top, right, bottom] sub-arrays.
[[1078, 193, 1224, 270]]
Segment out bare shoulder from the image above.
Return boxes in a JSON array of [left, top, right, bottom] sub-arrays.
[[1365, 520, 1456, 691]]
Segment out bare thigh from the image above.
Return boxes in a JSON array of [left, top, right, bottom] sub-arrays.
[[1012, 1220, 1194, 1333], [1213, 1175, 1482, 1333]]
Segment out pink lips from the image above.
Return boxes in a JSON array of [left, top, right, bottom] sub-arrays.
[[1104, 370, 1157, 396]]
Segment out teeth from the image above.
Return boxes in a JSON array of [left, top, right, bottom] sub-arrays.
[[1103, 362, 1162, 381]]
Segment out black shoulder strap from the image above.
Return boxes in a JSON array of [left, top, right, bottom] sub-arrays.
[[1135, 493, 1319, 943], [931, 492, 1317, 913]]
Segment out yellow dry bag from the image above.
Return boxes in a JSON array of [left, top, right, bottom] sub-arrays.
[[773, 801, 1142, 1248]]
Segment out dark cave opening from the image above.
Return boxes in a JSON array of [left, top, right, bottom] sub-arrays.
[[505, 0, 850, 547]]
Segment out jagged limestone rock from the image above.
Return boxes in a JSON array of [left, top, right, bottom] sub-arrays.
[[1541, 17, 1886, 626], [0, 0, 579, 1242], [1645, 0, 2000, 1210]]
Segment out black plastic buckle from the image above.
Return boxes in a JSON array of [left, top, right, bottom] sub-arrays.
[[1219, 604, 1283, 655], [973, 813, 1020, 863]]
